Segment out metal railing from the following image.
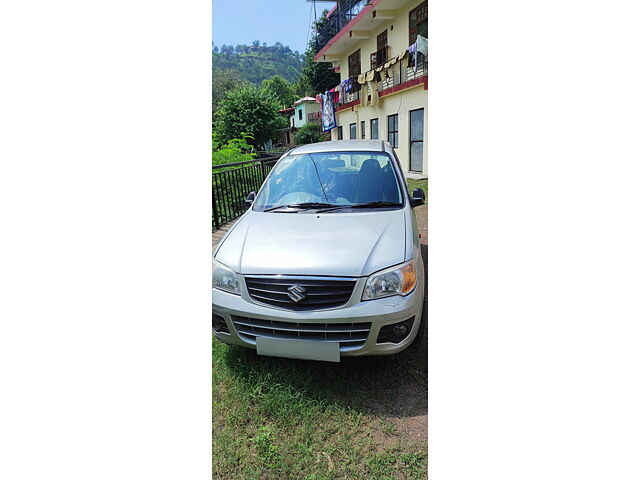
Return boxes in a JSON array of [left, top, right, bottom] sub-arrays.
[[212, 156, 279, 230], [378, 56, 427, 91], [315, 0, 369, 53], [333, 52, 427, 108]]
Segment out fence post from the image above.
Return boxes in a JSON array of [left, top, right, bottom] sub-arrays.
[[260, 158, 267, 181], [212, 182, 220, 230]]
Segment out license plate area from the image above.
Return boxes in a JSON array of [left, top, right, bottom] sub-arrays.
[[256, 337, 340, 362]]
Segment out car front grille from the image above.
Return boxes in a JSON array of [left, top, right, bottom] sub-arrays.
[[231, 316, 371, 352], [243, 275, 357, 311]]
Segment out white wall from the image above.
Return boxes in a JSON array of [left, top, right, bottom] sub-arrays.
[[333, 85, 427, 176]]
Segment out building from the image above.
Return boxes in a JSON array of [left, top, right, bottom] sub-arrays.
[[313, 0, 427, 176], [277, 107, 296, 147], [292, 97, 322, 129]]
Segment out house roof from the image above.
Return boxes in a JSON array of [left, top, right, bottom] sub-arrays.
[[293, 96, 317, 106]]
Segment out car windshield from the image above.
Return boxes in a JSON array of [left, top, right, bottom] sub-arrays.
[[253, 151, 403, 211]]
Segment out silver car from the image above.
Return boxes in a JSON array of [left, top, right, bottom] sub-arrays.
[[212, 140, 425, 362]]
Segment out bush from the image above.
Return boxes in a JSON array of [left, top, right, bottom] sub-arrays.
[[294, 123, 326, 145], [212, 132, 256, 166]]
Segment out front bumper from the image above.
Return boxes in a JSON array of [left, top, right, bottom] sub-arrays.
[[212, 275, 424, 358]]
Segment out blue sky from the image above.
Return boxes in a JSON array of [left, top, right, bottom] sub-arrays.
[[212, 0, 335, 53]]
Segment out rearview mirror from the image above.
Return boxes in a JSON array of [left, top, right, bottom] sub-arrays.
[[245, 191, 256, 208], [411, 188, 425, 208]]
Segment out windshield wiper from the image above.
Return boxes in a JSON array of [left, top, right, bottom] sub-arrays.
[[262, 202, 336, 212], [316, 201, 403, 212]]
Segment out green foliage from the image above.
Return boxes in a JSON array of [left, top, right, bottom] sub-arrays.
[[212, 68, 248, 114], [294, 123, 326, 145], [212, 132, 256, 166], [213, 85, 286, 147], [296, 10, 341, 96], [261, 75, 296, 109], [212, 41, 304, 85]]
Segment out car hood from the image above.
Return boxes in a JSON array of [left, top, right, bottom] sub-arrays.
[[214, 209, 407, 277]]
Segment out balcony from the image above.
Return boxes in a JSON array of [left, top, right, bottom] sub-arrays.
[[315, 0, 370, 54], [307, 111, 322, 124], [378, 55, 427, 92], [333, 48, 426, 111]]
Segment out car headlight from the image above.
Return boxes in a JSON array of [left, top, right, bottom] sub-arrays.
[[362, 260, 417, 300], [213, 258, 240, 295]]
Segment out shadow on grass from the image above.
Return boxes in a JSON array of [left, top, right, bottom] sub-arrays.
[[217, 245, 428, 419]]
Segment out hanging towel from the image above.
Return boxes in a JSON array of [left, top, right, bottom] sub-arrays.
[[320, 92, 336, 132], [370, 81, 380, 107], [365, 70, 375, 82], [357, 73, 365, 84], [416, 35, 427, 69], [408, 43, 418, 73]]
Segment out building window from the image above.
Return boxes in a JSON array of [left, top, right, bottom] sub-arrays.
[[337, 126, 343, 140], [370, 118, 379, 139], [409, 109, 424, 172], [409, 1, 428, 44], [371, 30, 388, 69], [349, 123, 357, 139], [298, 109, 302, 120], [348, 49, 361, 77], [360, 121, 365, 139], [387, 114, 398, 148]]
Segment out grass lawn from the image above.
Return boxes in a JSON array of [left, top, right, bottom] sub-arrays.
[[213, 290, 428, 479]]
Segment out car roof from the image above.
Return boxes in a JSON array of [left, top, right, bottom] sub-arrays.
[[288, 140, 391, 155]]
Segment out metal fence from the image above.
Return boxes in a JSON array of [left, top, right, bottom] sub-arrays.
[[212, 156, 279, 230]]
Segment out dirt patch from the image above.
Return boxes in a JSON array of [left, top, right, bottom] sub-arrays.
[[388, 414, 428, 442]]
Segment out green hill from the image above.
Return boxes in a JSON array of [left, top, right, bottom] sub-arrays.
[[213, 42, 304, 85]]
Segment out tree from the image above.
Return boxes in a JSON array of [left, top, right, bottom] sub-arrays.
[[212, 67, 248, 114], [294, 123, 327, 145], [297, 9, 341, 96], [261, 75, 296, 109], [213, 85, 286, 148]]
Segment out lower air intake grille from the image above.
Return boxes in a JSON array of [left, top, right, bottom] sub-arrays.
[[231, 316, 371, 352]]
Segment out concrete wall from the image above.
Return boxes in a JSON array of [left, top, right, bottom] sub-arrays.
[[293, 102, 321, 129]]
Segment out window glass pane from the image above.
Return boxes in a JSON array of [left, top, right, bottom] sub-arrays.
[[337, 126, 343, 140], [349, 123, 356, 139], [410, 142, 423, 172], [371, 118, 378, 139], [361, 121, 365, 138], [410, 109, 424, 141]]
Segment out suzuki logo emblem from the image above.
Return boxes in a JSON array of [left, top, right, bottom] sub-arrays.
[[287, 284, 307, 303]]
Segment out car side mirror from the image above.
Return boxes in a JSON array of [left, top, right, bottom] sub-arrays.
[[245, 191, 256, 208], [411, 188, 425, 208]]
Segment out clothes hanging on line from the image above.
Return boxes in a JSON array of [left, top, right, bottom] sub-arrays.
[[320, 92, 336, 132], [416, 35, 428, 58], [370, 81, 380, 107], [408, 43, 418, 73]]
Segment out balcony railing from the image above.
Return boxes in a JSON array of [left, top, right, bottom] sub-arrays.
[[315, 0, 370, 54], [378, 56, 427, 91], [307, 111, 322, 124], [333, 50, 427, 109]]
